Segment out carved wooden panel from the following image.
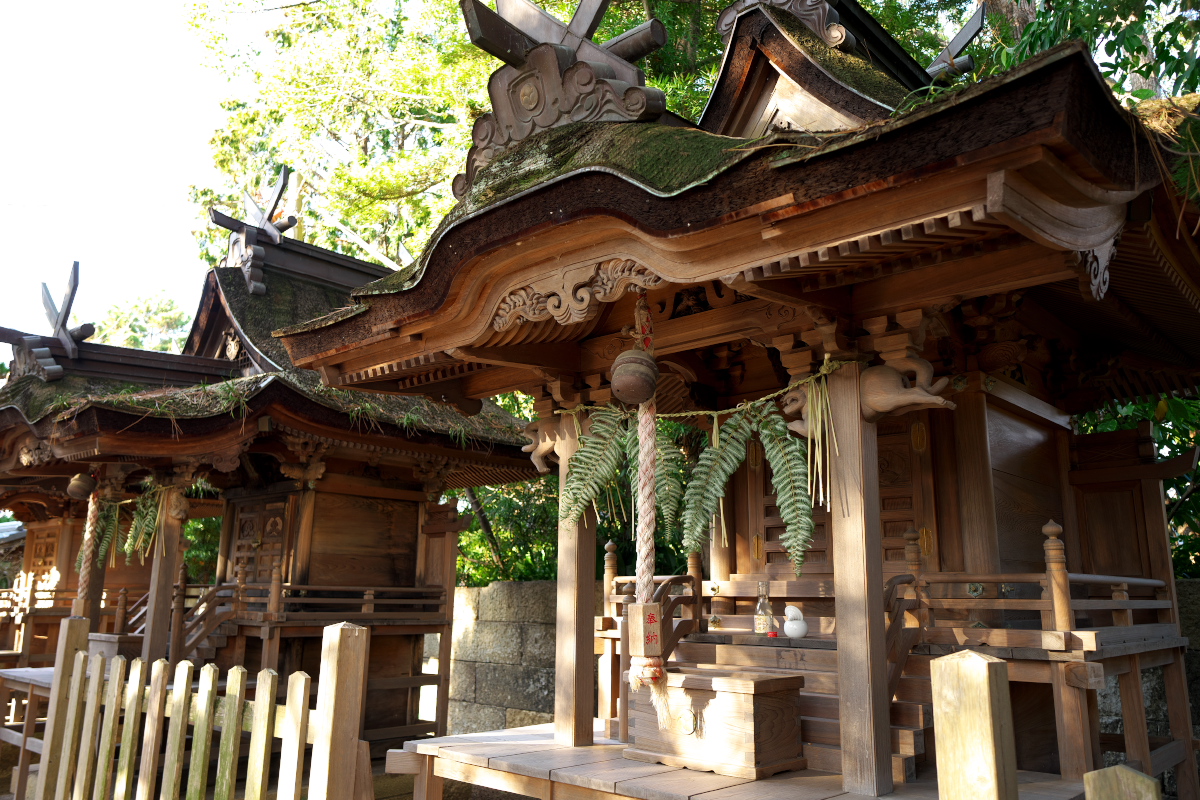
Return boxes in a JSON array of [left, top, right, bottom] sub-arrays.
[[230, 497, 291, 583]]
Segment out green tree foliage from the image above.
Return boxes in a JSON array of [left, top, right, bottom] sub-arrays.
[[183, 516, 223, 584], [1076, 398, 1200, 577], [92, 295, 192, 354], [988, 0, 1200, 97]]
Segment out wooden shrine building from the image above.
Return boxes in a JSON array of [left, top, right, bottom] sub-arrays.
[[0, 200, 536, 746], [276, 0, 1200, 795]]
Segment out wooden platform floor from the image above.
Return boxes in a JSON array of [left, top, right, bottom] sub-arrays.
[[396, 723, 1084, 800]]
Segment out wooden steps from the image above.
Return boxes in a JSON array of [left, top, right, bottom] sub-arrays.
[[800, 741, 917, 783]]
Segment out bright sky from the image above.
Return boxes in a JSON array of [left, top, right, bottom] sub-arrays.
[[0, 1, 236, 362]]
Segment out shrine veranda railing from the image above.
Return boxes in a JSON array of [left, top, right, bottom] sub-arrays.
[[1, 616, 372, 800]]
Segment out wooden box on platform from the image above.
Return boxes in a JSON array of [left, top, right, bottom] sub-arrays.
[[624, 666, 806, 779]]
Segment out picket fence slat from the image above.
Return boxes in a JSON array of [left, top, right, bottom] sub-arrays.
[[160, 660, 195, 800], [245, 669, 279, 800], [214, 666, 248, 800], [277, 671, 312, 800], [135, 660, 170, 800], [92, 657, 127, 800], [55, 651, 91, 800], [73, 654, 107, 800], [184, 664, 219, 800], [34, 619, 373, 800], [113, 659, 147, 800]]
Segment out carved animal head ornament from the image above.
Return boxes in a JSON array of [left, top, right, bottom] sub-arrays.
[[522, 417, 562, 474], [860, 357, 956, 422]]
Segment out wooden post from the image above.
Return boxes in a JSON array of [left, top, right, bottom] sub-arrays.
[[903, 527, 926, 627], [1042, 520, 1072, 631], [931, 650, 1018, 800], [142, 487, 185, 662], [235, 565, 247, 616], [360, 589, 374, 615], [686, 551, 704, 628], [169, 560, 187, 667], [829, 363, 892, 796], [597, 541, 619, 725], [309, 622, 370, 800], [1083, 764, 1161, 800], [554, 410, 596, 746], [269, 560, 284, 616], [114, 587, 128, 635], [34, 616, 90, 800]]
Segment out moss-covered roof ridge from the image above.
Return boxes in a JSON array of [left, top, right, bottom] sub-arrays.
[[761, 7, 908, 109]]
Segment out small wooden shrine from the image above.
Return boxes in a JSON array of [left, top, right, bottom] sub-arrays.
[[275, 0, 1200, 794], [0, 187, 537, 747]]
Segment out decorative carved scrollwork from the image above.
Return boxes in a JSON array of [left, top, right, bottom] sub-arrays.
[[1076, 234, 1120, 302], [18, 441, 54, 467], [493, 259, 664, 331], [716, 0, 856, 52], [453, 44, 666, 199], [414, 457, 453, 494], [860, 357, 957, 422]]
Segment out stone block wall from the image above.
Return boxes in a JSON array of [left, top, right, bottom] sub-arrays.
[[446, 580, 559, 733]]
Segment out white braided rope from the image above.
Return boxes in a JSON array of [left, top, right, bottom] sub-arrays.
[[636, 398, 657, 604], [75, 489, 102, 611]]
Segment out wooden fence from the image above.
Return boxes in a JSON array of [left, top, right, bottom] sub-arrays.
[[13, 615, 371, 800]]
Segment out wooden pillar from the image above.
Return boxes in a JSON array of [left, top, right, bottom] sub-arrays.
[[291, 490, 318, 584], [829, 364, 892, 795], [215, 504, 236, 584], [142, 487, 186, 662], [930, 650, 1018, 800], [597, 541, 619, 724], [554, 411, 596, 746], [953, 391, 1000, 574], [33, 616, 89, 800], [309, 622, 369, 800]]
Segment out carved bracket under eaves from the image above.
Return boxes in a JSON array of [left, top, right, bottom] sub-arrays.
[[716, 0, 856, 51], [493, 259, 665, 331], [453, 44, 667, 199]]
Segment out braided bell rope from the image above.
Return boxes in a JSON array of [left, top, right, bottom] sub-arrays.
[[75, 489, 103, 611], [636, 397, 657, 604]]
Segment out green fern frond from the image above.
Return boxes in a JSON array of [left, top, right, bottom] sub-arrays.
[[680, 408, 758, 553], [655, 424, 686, 538], [758, 408, 814, 575], [561, 406, 630, 524]]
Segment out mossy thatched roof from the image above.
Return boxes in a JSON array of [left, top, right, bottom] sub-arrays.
[[1, 266, 527, 448]]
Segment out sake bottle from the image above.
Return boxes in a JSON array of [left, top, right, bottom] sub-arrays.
[[753, 581, 773, 635]]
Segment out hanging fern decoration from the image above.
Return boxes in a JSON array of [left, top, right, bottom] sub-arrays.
[[758, 408, 815, 575], [680, 407, 759, 553], [560, 406, 630, 525], [122, 481, 166, 564]]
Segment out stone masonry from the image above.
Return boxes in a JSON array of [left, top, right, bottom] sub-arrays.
[[446, 580, 559, 733]]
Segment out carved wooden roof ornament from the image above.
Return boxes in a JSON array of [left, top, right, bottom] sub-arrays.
[[454, 0, 670, 198], [209, 166, 298, 295], [716, 0, 856, 51], [12, 261, 98, 382], [492, 258, 664, 330]]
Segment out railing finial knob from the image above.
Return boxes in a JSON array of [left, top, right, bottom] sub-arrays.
[[1042, 519, 1063, 539]]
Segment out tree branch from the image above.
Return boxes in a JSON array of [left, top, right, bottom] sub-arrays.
[[465, 487, 509, 579], [1168, 474, 1198, 524]]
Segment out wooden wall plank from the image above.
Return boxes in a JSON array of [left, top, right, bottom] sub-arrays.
[[954, 392, 999, 574]]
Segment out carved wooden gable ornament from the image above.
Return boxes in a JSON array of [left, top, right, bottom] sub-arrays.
[[454, 0, 673, 198], [209, 166, 298, 295]]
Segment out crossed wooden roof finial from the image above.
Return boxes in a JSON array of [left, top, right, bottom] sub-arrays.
[[42, 261, 83, 360], [208, 166, 299, 296]]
